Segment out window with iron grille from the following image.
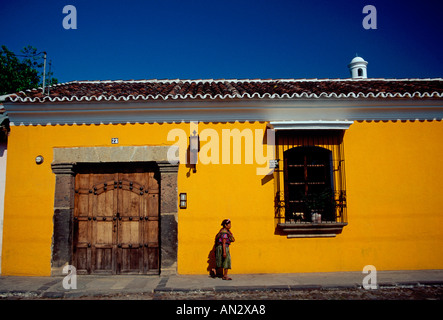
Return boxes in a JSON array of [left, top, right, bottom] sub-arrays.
[[275, 130, 347, 237]]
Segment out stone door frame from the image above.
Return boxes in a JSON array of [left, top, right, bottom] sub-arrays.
[[50, 146, 179, 276]]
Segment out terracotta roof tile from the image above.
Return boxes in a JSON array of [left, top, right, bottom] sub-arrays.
[[5, 78, 443, 103]]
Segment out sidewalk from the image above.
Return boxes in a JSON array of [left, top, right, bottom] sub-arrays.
[[1, 270, 443, 299]]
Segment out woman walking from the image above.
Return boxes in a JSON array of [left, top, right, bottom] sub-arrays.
[[214, 219, 235, 280]]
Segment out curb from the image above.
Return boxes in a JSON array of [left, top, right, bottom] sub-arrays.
[[153, 284, 345, 293]]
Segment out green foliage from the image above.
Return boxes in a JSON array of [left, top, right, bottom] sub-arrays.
[[0, 45, 58, 95], [303, 189, 335, 213]]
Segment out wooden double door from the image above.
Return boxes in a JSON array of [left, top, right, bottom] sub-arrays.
[[73, 166, 159, 275]]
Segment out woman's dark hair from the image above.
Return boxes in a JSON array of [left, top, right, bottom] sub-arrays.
[[221, 219, 231, 227]]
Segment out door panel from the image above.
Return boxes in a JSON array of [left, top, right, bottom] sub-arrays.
[[73, 167, 159, 275]]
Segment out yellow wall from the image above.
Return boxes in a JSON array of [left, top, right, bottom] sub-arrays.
[[1, 122, 187, 276], [179, 120, 443, 274], [2, 120, 443, 276], [343, 120, 443, 271]]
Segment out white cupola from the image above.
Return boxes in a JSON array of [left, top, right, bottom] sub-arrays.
[[348, 55, 368, 79]]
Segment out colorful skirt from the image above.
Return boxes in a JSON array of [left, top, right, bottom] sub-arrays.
[[215, 245, 231, 269]]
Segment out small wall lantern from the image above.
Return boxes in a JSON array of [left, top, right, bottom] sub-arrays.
[[189, 130, 200, 172], [179, 193, 187, 209]]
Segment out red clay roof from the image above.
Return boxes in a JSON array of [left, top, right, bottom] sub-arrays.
[[5, 78, 443, 103]]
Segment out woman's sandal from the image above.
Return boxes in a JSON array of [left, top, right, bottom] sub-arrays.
[[222, 277, 232, 280]]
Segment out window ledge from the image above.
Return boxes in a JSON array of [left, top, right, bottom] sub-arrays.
[[277, 222, 348, 238]]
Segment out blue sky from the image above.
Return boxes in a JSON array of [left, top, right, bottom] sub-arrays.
[[1, 0, 442, 83]]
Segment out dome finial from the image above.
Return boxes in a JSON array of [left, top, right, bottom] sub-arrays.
[[348, 55, 368, 79]]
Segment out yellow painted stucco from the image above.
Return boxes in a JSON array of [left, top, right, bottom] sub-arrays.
[[2, 120, 443, 276]]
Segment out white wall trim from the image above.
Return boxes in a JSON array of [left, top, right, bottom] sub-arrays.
[[3, 98, 443, 126], [269, 121, 354, 130]]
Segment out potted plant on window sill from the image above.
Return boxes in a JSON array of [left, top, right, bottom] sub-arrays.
[[278, 189, 346, 237], [304, 189, 334, 224]]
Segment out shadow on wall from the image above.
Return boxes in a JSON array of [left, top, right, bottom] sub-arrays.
[[207, 244, 217, 277]]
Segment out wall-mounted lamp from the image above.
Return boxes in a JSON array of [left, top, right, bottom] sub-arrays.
[[35, 155, 44, 165], [189, 130, 200, 172], [179, 193, 187, 209]]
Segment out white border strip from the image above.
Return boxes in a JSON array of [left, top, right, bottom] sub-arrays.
[[269, 121, 354, 130]]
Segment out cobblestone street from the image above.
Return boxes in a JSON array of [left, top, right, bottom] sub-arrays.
[[21, 285, 440, 300], [153, 286, 443, 300]]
